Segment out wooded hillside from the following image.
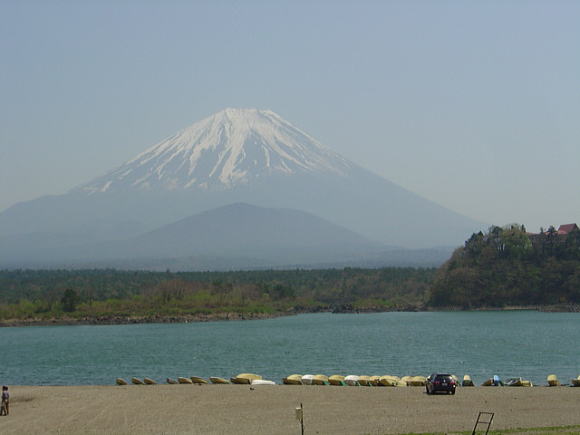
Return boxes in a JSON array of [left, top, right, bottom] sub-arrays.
[[429, 224, 580, 308]]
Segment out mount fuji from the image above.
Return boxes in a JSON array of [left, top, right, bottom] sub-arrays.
[[0, 108, 482, 268]]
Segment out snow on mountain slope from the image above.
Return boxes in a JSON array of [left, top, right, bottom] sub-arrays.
[[79, 108, 354, 193]]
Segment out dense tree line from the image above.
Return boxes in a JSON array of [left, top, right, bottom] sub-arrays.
[[429, 224, 580, 308], [0, 267, 435, 321]]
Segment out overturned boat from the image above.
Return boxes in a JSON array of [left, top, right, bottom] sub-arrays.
[[344, 375, 360, 386], [505, 377, 532, 387], [462, 375, 474, 386], [328, 375, 346, 386], [312, 374, 329, 385], [251, 379, 276, 385], [282, 374, 303, 385], [230, 373, 262, 384], [378, 375, 400, 387], [547, 374, 560, 386]]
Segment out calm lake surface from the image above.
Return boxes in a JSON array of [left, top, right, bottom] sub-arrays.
[[0, 311, 578, 386]]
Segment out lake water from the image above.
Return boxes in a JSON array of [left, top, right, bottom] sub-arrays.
[[0, 311, 578, 386]]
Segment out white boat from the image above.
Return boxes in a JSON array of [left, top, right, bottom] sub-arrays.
[[344, 375, 359, 386], [251, 379, 276, 385], [301, 374, 315, 385]]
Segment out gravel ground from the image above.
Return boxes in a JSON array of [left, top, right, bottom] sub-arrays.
[[1, 385, 579, 434]]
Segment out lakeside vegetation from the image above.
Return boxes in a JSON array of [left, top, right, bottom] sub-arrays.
[[1, 223, 579, 324], [429, 224, 580, 308], [0, 268, 435, 323]]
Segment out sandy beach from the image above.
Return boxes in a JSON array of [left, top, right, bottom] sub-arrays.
[[1, 384, 579, 434]]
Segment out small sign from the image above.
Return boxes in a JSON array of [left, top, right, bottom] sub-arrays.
[[295, 406, 303, 421]]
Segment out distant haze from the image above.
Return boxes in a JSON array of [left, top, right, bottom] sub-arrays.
[[1, 1, 579, 232]]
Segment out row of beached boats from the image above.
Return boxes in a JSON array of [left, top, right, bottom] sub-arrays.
[[116, 373, 580, 387]]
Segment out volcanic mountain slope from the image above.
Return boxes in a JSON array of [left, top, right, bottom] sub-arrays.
[[0, 108, 482, 267], [79, 108, 353, 193]]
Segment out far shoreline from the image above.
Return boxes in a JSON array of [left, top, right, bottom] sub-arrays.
[[1, 304, 578, 327]]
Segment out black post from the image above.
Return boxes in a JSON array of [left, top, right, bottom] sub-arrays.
[[300, 403, 304, 435]]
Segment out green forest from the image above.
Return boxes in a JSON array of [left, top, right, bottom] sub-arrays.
[[429, 224, 580, 308], [0, 268, 435, 322], [1, 223, 579, 323]]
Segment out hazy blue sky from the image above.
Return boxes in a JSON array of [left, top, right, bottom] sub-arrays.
[[1, 0, 578, 231]]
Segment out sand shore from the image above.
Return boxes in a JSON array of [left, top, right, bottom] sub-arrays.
[[1, 385, 579, 434]]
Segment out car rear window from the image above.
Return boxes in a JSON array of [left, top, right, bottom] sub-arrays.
[[435, 375, 452, 381]]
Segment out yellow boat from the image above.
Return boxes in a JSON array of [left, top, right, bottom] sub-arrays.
[[115, 378, 128, 385], [209, 377, 230, 384], [462, 375, 474, 386], [282, 374, 303, 385], [369, 376, 381, 386], [378, 375, 399, 387], [358, 375, 372, 386], [178, 377, 193, 384], [166, 378, 178, 384], [230, 373, 262, 384], [571, 376, 580, 387], [481, 378, 493, 386], [328, 375, 345, 386], [312, 374, 329, 385], [407, 376, 427, 386], [143, 377, 156, 385], [131, 377, 144, 385], [547, 374, 560, 386], [190, 376, 208, 384]]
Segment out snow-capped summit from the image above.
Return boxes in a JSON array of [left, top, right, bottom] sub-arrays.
[[79, 108, 354, 193]]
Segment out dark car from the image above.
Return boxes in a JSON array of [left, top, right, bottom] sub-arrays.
[[426, 373, 456, 395]]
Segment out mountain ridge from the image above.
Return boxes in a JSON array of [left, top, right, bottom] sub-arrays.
[[0, 108, 483, 262]]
